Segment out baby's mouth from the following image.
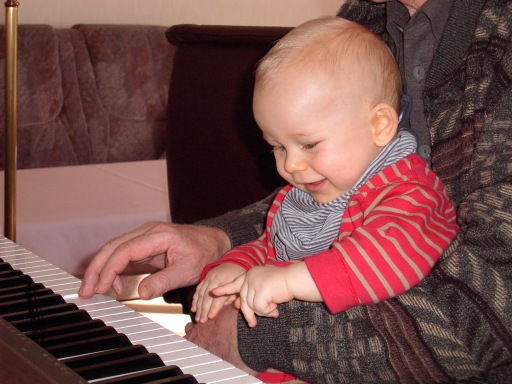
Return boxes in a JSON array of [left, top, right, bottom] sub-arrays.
[[303, 179, 327, 193]]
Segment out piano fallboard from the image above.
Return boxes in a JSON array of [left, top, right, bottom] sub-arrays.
[[0, 236, 261, 384]]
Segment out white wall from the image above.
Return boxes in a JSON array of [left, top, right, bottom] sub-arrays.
[[7, 0, 342, 28]]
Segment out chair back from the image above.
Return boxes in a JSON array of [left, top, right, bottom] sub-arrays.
[[165, 24, 290, 224]]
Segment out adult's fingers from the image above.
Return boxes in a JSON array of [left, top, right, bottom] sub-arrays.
[[79, 222, 163, 298], [93, 231, 171, 295]]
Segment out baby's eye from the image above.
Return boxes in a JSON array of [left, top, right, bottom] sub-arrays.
[[300, 142, 318, 150], [270, 145, 285, 153]]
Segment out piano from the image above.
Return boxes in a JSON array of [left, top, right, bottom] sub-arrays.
[[0, 236, 261, 384]]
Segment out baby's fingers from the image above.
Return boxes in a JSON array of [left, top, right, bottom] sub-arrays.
[[191, 290, 199, 313], [253, 298, 278, 317], [207, 295, 235, 320], [258, 306, 279, 319], [240, 301, 258, 328], [191, 281, 206, 314], [212, 275, 244, 296], [193, 282, 215, 323]]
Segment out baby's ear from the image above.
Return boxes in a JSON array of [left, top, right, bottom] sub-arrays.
[[370, 103, 398, 147]]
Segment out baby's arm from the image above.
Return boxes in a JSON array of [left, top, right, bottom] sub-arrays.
[[214, 261, 322, 327], [192, 263, 245, 323]]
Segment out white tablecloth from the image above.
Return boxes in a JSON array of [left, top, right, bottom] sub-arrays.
[[0, 160, 171, 278]]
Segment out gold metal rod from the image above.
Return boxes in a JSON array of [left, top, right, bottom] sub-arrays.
[[4, 0, 19, 241]]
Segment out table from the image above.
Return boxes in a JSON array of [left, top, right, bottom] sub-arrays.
[[0, 160, 171, 279]]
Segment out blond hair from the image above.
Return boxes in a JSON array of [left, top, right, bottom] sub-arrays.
[[255, 17, 401, 111]]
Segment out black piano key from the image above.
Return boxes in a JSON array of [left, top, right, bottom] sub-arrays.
[[0, 261, 13, 271], [36, 324, 117, 348], [47, 332, 132, 358], [143, 376, 200, 384], [76, 353, 164, 381], [0, 287, 54, 304], [0, 273, 34, 288], [0, 269, 22, 278], [11, 308, 92, 332], [64, 345, 164, 381], [94, 365, 198, 384], [26, 318, 106, 340], [2, 302, 78, 322], [0, 293, 65, 315], [0, 282, 45, 296], [63, 344, 152, 369]]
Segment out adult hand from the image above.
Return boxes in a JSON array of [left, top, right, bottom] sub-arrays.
[[79, 221, 231, 300], [184, 303, 259, 377]]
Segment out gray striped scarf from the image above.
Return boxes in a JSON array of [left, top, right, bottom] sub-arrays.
[[271, 129, 417, 261]]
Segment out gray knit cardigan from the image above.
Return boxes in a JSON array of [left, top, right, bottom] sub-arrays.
[[201, 0, 512, 382]]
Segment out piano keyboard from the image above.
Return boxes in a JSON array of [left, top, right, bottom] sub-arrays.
[[0, 236, 261, 384]]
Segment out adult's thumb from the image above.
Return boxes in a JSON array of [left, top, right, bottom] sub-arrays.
[[138, 269, 178, 299]]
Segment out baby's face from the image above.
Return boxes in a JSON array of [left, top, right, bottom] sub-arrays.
[[254, 67, 382, 203]]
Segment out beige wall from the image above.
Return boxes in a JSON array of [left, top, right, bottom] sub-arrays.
[[10, 0, 342, 28]]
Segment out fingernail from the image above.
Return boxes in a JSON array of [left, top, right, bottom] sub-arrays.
[[139, 285, 154, 300]]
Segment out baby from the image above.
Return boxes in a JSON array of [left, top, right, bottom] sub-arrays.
[[192, 16, 458, 327]]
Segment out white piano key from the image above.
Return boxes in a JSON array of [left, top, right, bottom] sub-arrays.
[[208, 375, 264, 384], [197, 370, 258, 384], [110, 318, 165, 336], [184, 359, 240, 376], [67, 294, 118, 307], [78, 304, 134, 318], [182, 358, 261, 383], [119, 327, 176, 343], [124, 327, 188, 346], [144, 339, 200, 355]]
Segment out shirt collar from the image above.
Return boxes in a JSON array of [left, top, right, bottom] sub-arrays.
[[386, 0, 452, 41]]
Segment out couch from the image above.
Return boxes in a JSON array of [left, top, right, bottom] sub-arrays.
[[0, 24, 174, 170]]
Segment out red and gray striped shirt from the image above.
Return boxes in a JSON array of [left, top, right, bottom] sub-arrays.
[[201, 153, 458, 314]]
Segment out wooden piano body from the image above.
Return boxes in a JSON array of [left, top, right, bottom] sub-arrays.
[[0, 236, 261, 384]]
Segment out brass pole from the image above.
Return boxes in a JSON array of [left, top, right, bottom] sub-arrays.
[[4, 0, 18, 241]]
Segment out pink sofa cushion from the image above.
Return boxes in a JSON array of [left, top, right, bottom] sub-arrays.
[[73, 25, 174, 163], [14, 25, 63, 126], [0, 25, 94, 169]]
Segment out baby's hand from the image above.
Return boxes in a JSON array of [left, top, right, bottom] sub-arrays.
[[192, 263, 245, 323], [215, 265, 293, 327]]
